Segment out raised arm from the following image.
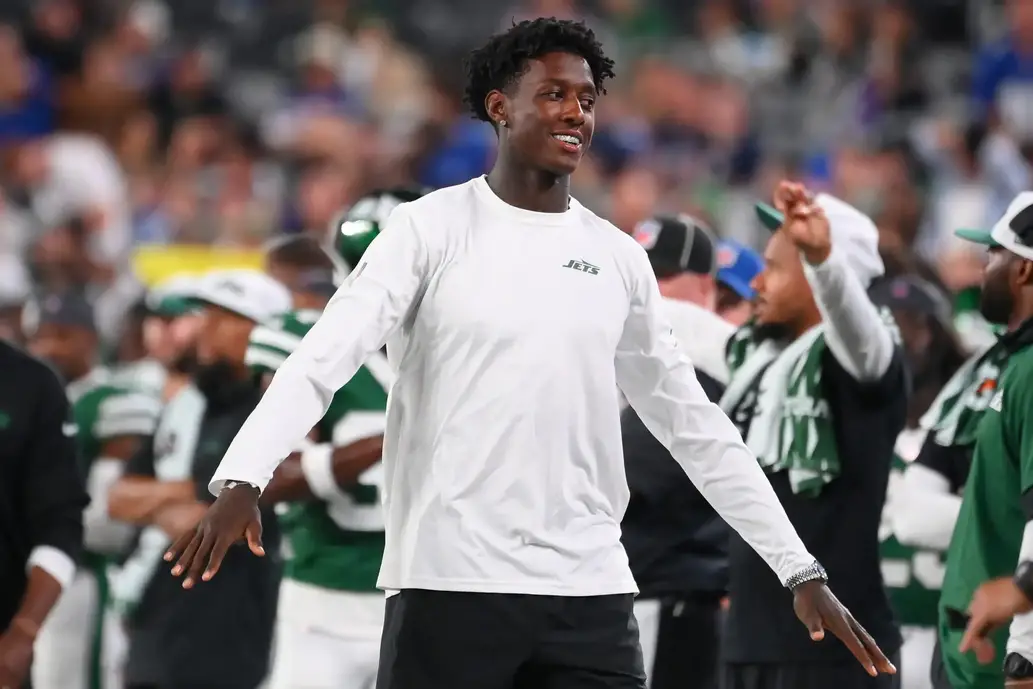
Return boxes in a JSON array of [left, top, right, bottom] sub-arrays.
[[614, 241, 895, 677], [804, 249, 895, 381]]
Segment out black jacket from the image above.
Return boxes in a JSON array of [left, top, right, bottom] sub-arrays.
[[0, 342, 88, 628], [621, 369, 729, 600]]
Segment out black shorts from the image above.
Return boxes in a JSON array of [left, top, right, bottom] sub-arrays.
[[376, 589, 646, 689]]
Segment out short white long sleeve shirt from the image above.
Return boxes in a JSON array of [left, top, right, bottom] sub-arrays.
[[212, 176, 815, 595]]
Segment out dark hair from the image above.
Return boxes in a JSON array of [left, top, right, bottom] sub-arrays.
[[264, 235, 335, 272], [463, 17, 615, 124]]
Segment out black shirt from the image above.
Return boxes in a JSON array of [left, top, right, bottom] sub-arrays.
[[124, 378, 280, 689], [621, 369, 729, 600], [0, 342, 87, 629], [723, 348, 907, 664]]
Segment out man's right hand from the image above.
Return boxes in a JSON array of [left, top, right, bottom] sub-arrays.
[[164, 483, 265, 589]]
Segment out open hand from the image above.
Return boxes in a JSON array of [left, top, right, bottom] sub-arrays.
[[164, 483, 264, 589], [960, 577, 1033, 664], [793, 580, 897, 677], [773, 181, 831, 265]]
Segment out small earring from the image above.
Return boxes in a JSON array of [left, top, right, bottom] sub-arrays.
[[499, 119, 507, 127]]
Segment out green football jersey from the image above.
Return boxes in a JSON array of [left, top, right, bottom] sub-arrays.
[[939, 339, 1033, 689], [66, 369, 162, 477], [880, 454, 945, 628], [246, 309, 392, 592]]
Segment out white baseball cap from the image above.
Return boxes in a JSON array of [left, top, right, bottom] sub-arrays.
[[190, 269, 291, 323], [0, 254, 30, 306], [755, 192, 885, 288], [955, 191, 1033, 262]]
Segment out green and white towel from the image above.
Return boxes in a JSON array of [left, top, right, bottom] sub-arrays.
[[920, 341, 1006, 448], [721, 323, 838, 496]]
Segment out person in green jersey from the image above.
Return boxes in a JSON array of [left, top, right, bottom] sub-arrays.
[[871, 275, 968, 689], [255, 188, 428, 689], [932, 191, 1033, 688], [24, 292, 160, 689], [108, 275, 201, 400]]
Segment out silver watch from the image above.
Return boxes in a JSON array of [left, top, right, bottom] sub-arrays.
[[785, 561, 828, 590], [221, 480, 259, 494]]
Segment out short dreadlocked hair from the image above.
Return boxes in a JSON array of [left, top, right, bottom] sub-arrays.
[[463, 17, 615, 124]]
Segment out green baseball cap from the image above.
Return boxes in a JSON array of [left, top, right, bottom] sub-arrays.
[[149, 295, 196, 318], [953, 227, 1001, 248], [754, 202, 785, 231]]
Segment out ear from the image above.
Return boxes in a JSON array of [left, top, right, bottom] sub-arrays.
[[1018, 257, 1033, 287], [485, 90, 507, 128]]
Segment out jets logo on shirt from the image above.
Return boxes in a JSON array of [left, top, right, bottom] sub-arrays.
[[563, 259, 600, 275], [989, 389, 1003, 412]]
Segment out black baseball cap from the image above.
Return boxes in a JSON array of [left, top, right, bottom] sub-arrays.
[[868, 275, 952, 329], [36, 291, 97, 333], [633, 214, 717, 280], [296, 268, 338, 297]]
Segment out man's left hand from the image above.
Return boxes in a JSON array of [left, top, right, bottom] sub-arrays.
[[960, 577, 1033, 664], [0, 621, 35, 689], [793, 580, 896, 677]]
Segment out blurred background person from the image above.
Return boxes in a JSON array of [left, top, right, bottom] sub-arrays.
[[714, 238, 763, 327], [24, 291, 159, 689], [721, 187, 906, 689], [869, 274, 968, 689], [623, 212, 732, 689], [0, 325, 87, 689], [107, 270, 289, 689]]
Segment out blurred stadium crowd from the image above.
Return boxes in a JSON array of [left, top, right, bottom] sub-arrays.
[[2, 0, 1033, 688], [0, 0, 1027, 350]]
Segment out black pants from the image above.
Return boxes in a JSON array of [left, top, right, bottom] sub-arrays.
[[722, 650, 902, 689], [638, 597, 722, 689], [929, 639, 955, 689], [376, 589, 646, 689]]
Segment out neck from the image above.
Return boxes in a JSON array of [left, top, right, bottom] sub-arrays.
[[1009, 298, 1033, 331], [293, 293, 329, 311], [67, 366, 92, 386], [788, 310, 822, 340], [486, 152, 570, 213]]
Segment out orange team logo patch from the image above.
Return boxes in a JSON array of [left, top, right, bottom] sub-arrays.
[[633, 219, 661, 250], [977, 378, 997, 395], [717, 245, 738, 269]]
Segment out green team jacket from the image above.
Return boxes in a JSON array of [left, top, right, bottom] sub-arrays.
[[939, 331, 1033, 689]]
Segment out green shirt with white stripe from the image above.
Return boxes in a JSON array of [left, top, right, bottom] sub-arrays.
[[66, 368, 160, 689], [247, 309, 391, 592], [67, 369, 161, 479]]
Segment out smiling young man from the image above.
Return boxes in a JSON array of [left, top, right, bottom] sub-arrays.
[[165, 18, 894, 689]]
